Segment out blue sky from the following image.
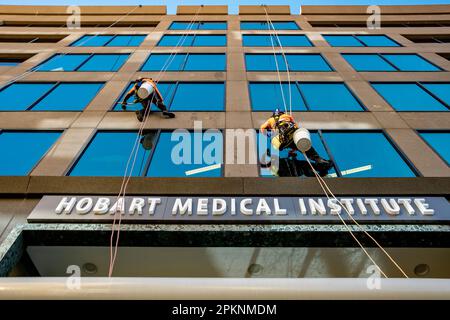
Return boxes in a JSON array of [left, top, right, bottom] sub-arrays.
[[1, 0, 449, 14]]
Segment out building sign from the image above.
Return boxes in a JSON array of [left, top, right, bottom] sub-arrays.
[[27, 196, 450, 224]]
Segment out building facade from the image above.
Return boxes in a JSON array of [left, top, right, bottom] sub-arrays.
[[0, 4, 449, 287]]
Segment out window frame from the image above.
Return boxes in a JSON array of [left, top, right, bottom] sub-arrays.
[[139, 53, 226, 72], [416, 129, 450, 166], [111, 81, 226, 112], [248, 81, 366, 112], [168, 21, 228, 30], [371, 81, 450, 112], [342, 53, 442, 72], [156, 34, 227, 47], [67, 129, 225, 177], [244, 53, 334, 72], [70, 34, 147, 47], [240, 21, 301, 30], [35, 53, 130, 72], [0, 129, 63, 176], [0, 81, 105, 112], [256, 129, 419, 177], [323, 34, 402, 47]]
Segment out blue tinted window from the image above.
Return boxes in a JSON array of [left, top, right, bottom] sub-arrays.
[[0, 61, 19, 66], [36, 54, 90, 71], [422, 83, 450, 105], [0, 83, 54, 111], [382, 54, 440, 71], [342, 54, 397, 71], [147, 131, 223, 177], [198, 22, 227, 30], [71, 35, 113, 47], [299, 83, 364, 111], [356, 35, 400, 47], [32, 83, 104, 111], [169, 22, 227, 30], [113, 82, 223, 112], [249, 83, 307, 111], [77, 54, 129, 71], [113, 82, 176, 112], [192, 35, 227, 46], [157, 35, 194, 46], [324, 35, 364, 47], [241, 21, 300, 30], [69, 131, 151, 176], [170, 83, 225, 111], [258, 131, 336, 177], [141, 54, 187, 71], [106, 35, 146, 46], [245, 54, 331, 71], [184, 54, 226, 71], [0, 131, 61, 175], [420, 132, 450, 165], [372, 83, 448, 111], [323, 132, 415, 177], [242, 35, 312, 47]]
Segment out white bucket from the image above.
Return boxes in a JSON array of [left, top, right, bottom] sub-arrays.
[[137, 81, 155, 100], [293, 128, 312, 152]]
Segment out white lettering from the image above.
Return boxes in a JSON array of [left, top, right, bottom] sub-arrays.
[[365, 199, 380, 215], [274, 199, 287, 215], [298, 199, 307, 215], [356, 198, 368, 215], [197, 198, 209, 216], [148, 198, 161, 215], [76, 198, 93, 215], [93, 197, 110, 215], [240, 198, 253, 215], [109, 197, 125, 215], [328, 199, 342, 215], [172, 198, 192, 216], [55, 197, 77, 214], [309, 199, 326, 215], [212, 199, 227, 216], [340, 199, 355, 215], [398, 199, 415, 215], [256, 199, 271, 215], [128, 198, 145, 215], [414, 199, 434, 215], [381, 198, 400, 215]]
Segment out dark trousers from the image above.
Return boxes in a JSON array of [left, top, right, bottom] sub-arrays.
[[140, 93, 168, 114]]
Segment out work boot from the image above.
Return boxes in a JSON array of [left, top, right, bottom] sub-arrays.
[[163, 111, 175, 118], [315, 157, 333, 170], [135, 110, 144, 122]]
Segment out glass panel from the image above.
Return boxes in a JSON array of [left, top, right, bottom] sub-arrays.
[[169, 22, 196, 30], [141, 54, 186, 71], [241, 21, 299, 30], [36, 54, 90, 71], [69, 131, 152, 176], [286, 54, 331, 71], [278, 35, 312, 47], [71, 35, 113, 47], [299, 83, 364, 111], [158, 35, 194, 46], [113, 82, 176, 112], [356, 35, 400, 47], [382, 54, 440, 71], [77, 54, 129, 71], [192, 35, 227, 46], [198, 22, 227, 30], [106, 35, 146, 46], [170, 83, 225, 111], [323, 132, 415, 177], [249, 82, 307, 111], [32, 83, 104, 111], [342, 54, 397, 71], [323, 35, 364, 47], [184, 54, 226, 71], [146, 131, 223, 177], [422, 83, 450, 105], [0, 131, 61, 175], [0, 62, 19, 66], [242, 35, 274, 47], [420, 132, 450, 165], [372, 83, 447, 111], [0, 83, 54, 111], [258, 131, 336, 177], [245, 54, 286, 71]]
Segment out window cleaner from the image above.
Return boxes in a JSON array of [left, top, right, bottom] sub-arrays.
[[260, 109, 333, 169], [120, 77, 175, 121]]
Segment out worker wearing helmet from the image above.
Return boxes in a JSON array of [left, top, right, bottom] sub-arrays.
[[260, 109, 332, 167], [120, 77, 175, 122]]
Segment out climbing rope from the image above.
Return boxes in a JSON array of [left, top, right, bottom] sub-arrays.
[[108, 6, 204, 277]]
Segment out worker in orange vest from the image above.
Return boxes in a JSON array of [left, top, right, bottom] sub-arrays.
[[260, 109, 332, 167], [121, 77, 175, 122]]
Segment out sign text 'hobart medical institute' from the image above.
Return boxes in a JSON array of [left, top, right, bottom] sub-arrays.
[[27, 196, 450, 223]]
